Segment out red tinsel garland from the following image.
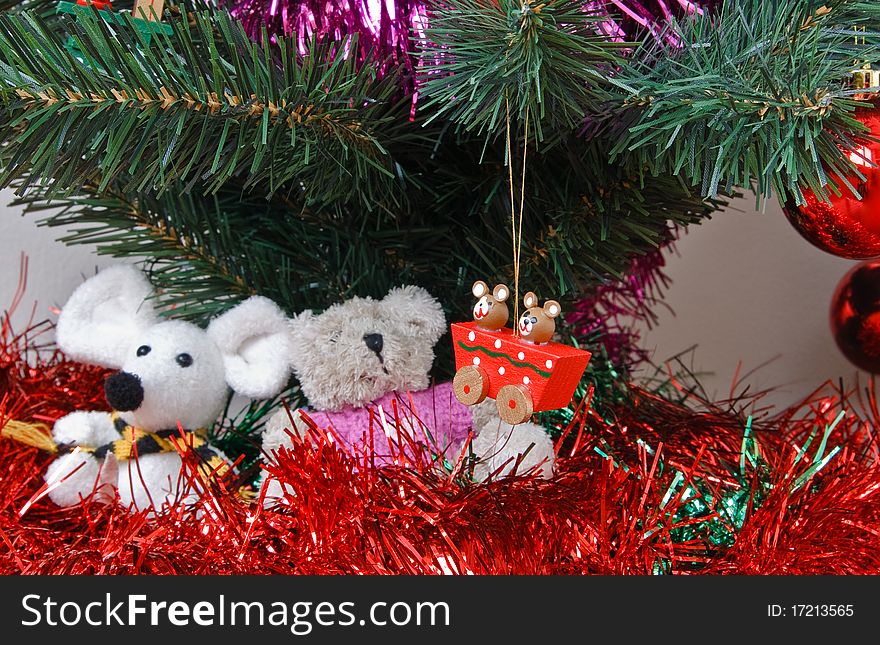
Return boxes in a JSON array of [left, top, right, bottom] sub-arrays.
[[1, 312, 879, 574], [0, 265, 110, 426]]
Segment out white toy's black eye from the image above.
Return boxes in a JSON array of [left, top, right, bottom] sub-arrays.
[[176, 353, 193, 368], [137, 345, 151, 357]]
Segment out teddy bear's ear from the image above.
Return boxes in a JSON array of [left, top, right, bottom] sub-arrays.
[[285, 310, 318, 377], [471, 280, 489, 298], [523, 291, 539, 309], [543, 300, 562, 319], [55, 265, 158, 369], [492, 284, 510, 303], [206, 296, 292, 399], [383, 286, 446, 343]]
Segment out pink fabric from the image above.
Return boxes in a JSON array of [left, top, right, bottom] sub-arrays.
[[303, 382, 473, 461]]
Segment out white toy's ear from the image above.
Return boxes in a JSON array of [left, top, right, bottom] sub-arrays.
[[543, 300, 562, 319], [55, 265, 158, 369], [471, 280, 489, 298], [383, 285, 446, 343], [523, 291, 539, 309], [206, 296, 292, 399]]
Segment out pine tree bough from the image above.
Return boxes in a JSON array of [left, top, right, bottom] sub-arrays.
[[16, 83, 370, 132], [0, 4, 716, 344], [604, 0, 880, 202], [16, 183, 264, 321], [0, 10, 408, 205], [417, 0, 624, 141]]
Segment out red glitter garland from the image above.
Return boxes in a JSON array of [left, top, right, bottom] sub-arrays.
[[0, 259, 111, 428], [1, 299, 879, 574]]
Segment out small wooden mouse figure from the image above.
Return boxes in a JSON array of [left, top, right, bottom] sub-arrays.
[[471, 280, 510, 331], [518, 292, 561, 344]]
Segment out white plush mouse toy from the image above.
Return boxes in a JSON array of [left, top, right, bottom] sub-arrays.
[[44, 265, 291, 512]]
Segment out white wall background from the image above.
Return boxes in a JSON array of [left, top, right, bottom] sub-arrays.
[[633, 195, 861, 408], [0, 188, 114, 330], [0, 188, 866, 410]]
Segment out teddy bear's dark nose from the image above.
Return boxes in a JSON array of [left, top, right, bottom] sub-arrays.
[[363, 333, 384, 354], [104, 371, 144, 411]]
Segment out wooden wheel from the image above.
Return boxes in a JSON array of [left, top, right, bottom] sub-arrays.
[[496, 384, 534, 425], [453, 365, 489, 405]]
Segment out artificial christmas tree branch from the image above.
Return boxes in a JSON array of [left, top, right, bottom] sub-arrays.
[[17, 184, 261, 319], [417, 0, 625, 143], [607, 0, 880, 202], [0, 1, 717, 314], [417, 0, 880, 202], [15, 135, 713, 327], [0, 9, 413, 206], [14, 178, 459, 321], [0, 3, 717, 301]]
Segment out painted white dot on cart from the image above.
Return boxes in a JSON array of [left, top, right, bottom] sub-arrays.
[[545, 360, 553, 369], [468, 331, 476, 341], [523, 376, 530, 385], [518, 352, 525, 360], [494, 339, 502, 349], [473, 357, 480, 365], [498, 367, 505, 375]]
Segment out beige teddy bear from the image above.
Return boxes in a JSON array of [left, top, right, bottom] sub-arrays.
[[261, 286, 555, 499]]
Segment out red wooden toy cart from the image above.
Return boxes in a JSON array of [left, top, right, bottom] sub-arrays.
[[451, 322, 591, 425]]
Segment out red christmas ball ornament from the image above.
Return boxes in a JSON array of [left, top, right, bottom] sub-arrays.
[[830, 260, 880, 372], [783, 106, 880, 259]]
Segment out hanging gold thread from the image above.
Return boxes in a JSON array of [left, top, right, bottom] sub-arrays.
[[517, 106, 529, 330], [505, 95, 529, 336], [505, 94, 519, 333]]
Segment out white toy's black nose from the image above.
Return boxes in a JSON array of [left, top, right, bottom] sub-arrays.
[[104, 371, 144, 411], [363, 333, 384, 354]]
